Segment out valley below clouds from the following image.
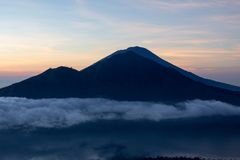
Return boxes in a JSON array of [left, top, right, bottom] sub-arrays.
[[1, 98, 240, 160]]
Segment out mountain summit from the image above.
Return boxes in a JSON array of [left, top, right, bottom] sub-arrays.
[[0, 46, 239, 105]]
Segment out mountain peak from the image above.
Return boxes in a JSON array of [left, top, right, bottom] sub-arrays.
[[97, 46, 240, 92], [110, 46, 155, 58], [105, 46, 174, 69]]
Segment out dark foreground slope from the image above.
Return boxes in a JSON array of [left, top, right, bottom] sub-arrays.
[[0, 47, 239, 105]]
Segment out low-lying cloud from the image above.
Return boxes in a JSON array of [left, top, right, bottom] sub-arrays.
[[0, 97, 240, 129]]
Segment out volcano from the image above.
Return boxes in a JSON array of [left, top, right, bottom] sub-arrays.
[[0, 46, 239, 105]]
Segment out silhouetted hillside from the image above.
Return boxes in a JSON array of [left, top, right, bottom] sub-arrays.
[[0, 47, 239, 105]]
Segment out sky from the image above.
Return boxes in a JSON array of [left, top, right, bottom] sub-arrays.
[[0, 0, 240, 88]]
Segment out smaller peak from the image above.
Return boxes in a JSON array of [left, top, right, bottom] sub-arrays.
[[56, 66, 79, 72], [55, 66, 74, 70], [44, 66, 79, 74]]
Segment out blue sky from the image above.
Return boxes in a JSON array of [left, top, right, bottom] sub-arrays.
[[0, 0, 240, 87]]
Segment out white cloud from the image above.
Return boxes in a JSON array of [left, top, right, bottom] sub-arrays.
[[0, 97, 239, 129]]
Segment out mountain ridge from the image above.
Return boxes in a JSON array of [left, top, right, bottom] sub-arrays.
[[0, 46, 239, 105], [58, 46, 240, 92]]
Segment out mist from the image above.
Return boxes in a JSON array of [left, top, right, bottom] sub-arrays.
[[0, 97, 239, 129]]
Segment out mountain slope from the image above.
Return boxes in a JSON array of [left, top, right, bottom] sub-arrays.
[[96, 46, 240, 92], [0, 47, 239, 105], [127, 47, 240, 92]]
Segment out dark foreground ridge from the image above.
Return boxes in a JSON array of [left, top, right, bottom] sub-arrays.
[[0, 46, 239, 105]]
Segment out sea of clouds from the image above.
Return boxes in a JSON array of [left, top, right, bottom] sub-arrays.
[[0, 97, 240, 129]]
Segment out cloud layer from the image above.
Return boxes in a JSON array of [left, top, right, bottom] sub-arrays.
[[0, 97, 240, 129]]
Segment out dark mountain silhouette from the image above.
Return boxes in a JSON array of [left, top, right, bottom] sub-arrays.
[[0, 46, 239, 105]]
